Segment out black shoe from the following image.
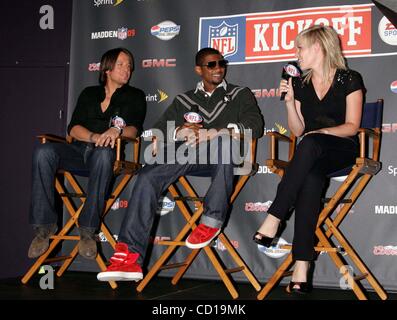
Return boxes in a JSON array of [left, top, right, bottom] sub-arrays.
[[252, 221, 285, 248], [252, 232, 276, 247], [286, 281, 312, 294]]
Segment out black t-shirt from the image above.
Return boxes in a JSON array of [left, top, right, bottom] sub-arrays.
[[292, 69, 365, 134], [67, 85, 147, 135]]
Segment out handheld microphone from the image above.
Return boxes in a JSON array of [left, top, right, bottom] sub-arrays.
[[280, 61, 301, 101]]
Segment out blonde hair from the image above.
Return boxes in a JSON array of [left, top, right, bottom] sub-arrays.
[[296, 25, 346, 84]]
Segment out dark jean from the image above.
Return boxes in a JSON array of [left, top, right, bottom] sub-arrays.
[[29, 141, 116, 231], [268, 133, 359, 261], [118, 137, 237, 264]]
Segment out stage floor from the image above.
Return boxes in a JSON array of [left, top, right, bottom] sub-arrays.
[[0, 271, 394, 301]]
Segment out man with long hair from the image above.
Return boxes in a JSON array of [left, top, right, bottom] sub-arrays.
[[28, 48, 146, 260]]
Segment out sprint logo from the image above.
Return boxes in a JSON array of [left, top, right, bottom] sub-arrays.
[[158, 90, 168, 102], [94, 0, 124, 7], [146, 89, 169, 103], [275, 123, 287, 135]]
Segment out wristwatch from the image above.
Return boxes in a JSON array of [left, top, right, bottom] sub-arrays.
[[112, 126, 123, 135]]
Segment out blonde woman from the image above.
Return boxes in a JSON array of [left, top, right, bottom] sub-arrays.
[[254, 25, 365, 294]]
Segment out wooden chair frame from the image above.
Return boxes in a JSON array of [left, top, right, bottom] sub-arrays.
[[21, 135, 141, 289], [136, 140, 261, 299], [257, 99, 387, 300]]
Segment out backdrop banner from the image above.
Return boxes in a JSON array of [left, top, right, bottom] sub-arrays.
[[67, 0, 397, 291]]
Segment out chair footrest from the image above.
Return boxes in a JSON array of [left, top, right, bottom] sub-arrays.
[[59, 192, 86, 198], [313, 246, 341, 252], [58, 193, 115, 199], [159, 262, 188, 271], [224, 266, 245, 274], [354, 273, 368, 281], [114, 161, 141, 175], [281, 244, 341, 253], [173, 196, 204, 201], [44, 255, 73, 263], [157, 240, 186, 246], [50, 235, 80, 240]]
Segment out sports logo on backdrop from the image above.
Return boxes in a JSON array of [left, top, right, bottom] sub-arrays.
[[378, 16, 397, 45], [199, 4, 379, 64], [91, 27, 135, 40], [200, 16, 246, 62], [151, 21, 181, 40], [117, 27, 128, 40], [110, 198, 129, 211], [209, 21, 239, 58], [375, 205, 397, 214]]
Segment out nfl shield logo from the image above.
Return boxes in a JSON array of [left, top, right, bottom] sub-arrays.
[[117, 27, 128, 40], [208, 21, 238, 58]]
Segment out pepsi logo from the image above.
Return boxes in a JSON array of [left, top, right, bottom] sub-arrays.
[[257, 237, 291, 259], [150, 20, 180, 41], [184, 112, 203, 123], [150, 25, 160, 34], [391, 80, 397, 94], [156, 196, 175, 216]]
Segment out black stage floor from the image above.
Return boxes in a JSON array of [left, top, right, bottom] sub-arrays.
[[0, 271, 395, 300], [1, 272, 395, 318]]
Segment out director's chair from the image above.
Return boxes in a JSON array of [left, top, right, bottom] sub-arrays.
[[21, 134, 141, 289], [136, 139, 261, 299], [257, 99, 388, 300]]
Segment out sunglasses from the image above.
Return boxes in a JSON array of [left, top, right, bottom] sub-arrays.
[[200, 59, 229, 69]]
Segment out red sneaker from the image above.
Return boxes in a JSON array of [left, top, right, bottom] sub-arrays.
[[97, 242, 143, 282], [185, 224, 220, 249]]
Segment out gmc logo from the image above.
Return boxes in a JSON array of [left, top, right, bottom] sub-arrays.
[[142, 58, 176, 68], [251, 88, 281, 98]]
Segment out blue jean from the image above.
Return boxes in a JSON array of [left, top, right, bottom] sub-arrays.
[[118, 137, 237, 264], [29, 141, 116, 231]]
